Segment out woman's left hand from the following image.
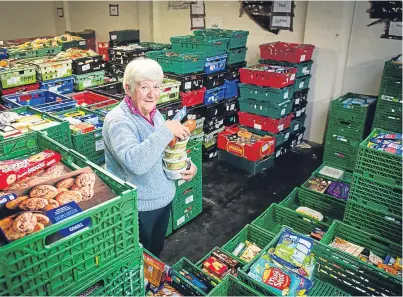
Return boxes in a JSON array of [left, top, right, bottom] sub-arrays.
[[181, 163, 197, 181]]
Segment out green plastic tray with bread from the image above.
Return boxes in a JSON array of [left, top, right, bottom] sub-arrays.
[[18, 57, 73, 81], [0, 132, 141, 296], [0, 106, 72, 159]]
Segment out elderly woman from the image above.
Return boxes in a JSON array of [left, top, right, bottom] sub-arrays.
[[103, 59, 197, 257]]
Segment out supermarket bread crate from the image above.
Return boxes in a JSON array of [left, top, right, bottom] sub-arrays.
[[171, 35, 229, 56], [7, 49, 37, 60], [238, 82, 294, 103], [225, 61, 246, 80], [221, 224, 275, 265], [291, 99, 307, 118], [193, 29, 249, 49], [2, 89, 72, 110], [227, 47, 247, 65], [224, 79, 239, 99], [158, 100, 181, 120], [204, 116, 225, 134], [204, 85, 226, 105], [0, 82, 39, 96], [204, 71, 226, 90], [20, 57, 72, 82], [181, 87, 206, 107], [109, 29, 140, 43], [321, 220, 402, 287], [139, 42, 172, 51], [204, 100, 226, 120], [0, 132, 141, 296], [185, 103, 206, 121], [146, 51, 206, 75], [259, 42, 315, 63], [39, 76, 74, 94], [382, 54, 402, 79], [108, 45, 147, 65], [184, 140, 203, 166], [259, 59, 313, 78], [209, 275, 262, 296], [290, 114, 307, 136], [0, 106, 72, 152], [293, 88, 309, 105], [172, 193, 202, 230], [294, 74, 311, 91], [88, 81, 125, 100], [372, 99, 402, 133], [105, 61, 125, 78], [35, 45, 62, 57], [0, 64, 37, 89], [204, 54, 227, 75], [238, 97, 293, 119], [61, 39, 87, 51], [218, 150, 274, 175], [165, 72, 205, 92], [354, 128, 402, 187], [265, 128, 291, 147], [202, 144, 219, 161], [224, 97, 238, 114], [237, 111, 293, 133], [239, 64, 297, 88], [72, 54, 104, 75], [73, 70, 105, 91], [280, 187, 346, 227], [158, 78, 181, 105]]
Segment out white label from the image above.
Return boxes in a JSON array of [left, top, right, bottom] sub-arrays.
[[262, 143, 269, 152], [295, 98, 300, 104], [185, 195, 194, 204], [272, 0, 293, 13], [58, 68, 67, 76], [302, 107, 306, 113], [296, 110, 302, 117], [111, 34, 117, 40], [177, 216, 185, 226], [290, 74, 295, 81], [294, 124, 299, 131], [82, 64, 91, 72], [389, 21, 402, 37], [148, 265, 154, 273], [209, 152, 214, 158], [281, 108, 286, 115], [230, 103, 235, 110], [299, 82, 304, 89], [168, 110, 174, 117], [254, 123, 262, 130], [278, 124, 284, 131], [7, 77, 21, 85], [300, 54, 306, 62], [302, 66, 309, 75], [178, 180, 186, 186], [259, 105, 263, 110], [188, 114, 196, 120], [48, 86, 59, 93], [185, 82, 192, 90], [79, 40, 86, 46], [219, 119, 224, 125], [271, 15, 292, 28], [95, 139, 104, 151], [285, 132, 290, 140], [276, 150, 281, 157], [284, 92, 289, 99], [298, 134, 303, 140], [210, 65, 216, 71], [83, 80, 92, 88]]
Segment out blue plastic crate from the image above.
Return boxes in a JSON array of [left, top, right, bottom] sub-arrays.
[[204, 85, 226, 105], [0, 54, 7, 60], [204, 54, 228, 74], [39, 77, 74, 94], [224, 79, 239, 99], [34, 99, 77, 113], [2, 90, 71, 109], [0, 47, 7, 58]]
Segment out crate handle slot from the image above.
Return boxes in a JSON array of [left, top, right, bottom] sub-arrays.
[[369, 236, 393, 247]]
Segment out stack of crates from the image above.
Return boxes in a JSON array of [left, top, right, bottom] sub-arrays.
[[0, 63, 39, 100], [344, 128, 402, 244], [373, 55, 402, 133], [324, 93, 377, 172], [257, 41, 315, 156]]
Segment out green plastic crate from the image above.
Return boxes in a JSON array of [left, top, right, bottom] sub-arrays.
[[193, 29, 249, 49], [324, 138, 360, 162], [196, 246, 244, 271], [251, 203, 329, 238], [172, 199, 202, 230], [0, 64, 37, 89], [185, 140, 203, 165], [221, 224, 275, 265], [322, 146, 358, 172], [383, 55, 402, 79], [259, 59, 313, 78], [166, 214, 173, 237], [280, 188, 346, 226], [0, 133, 141, 296], [290, 114, 306, 132], [294, 74, 311, 91], [20, 57, 73, 81], [147, 51, 206, 75], [60, 39, 87, 51], [373, 111, 402, 133], [218, 150, 275, 176], [0, 106, 72, 156], [73, 70, 105, 91], [313, 162, 353, 183], [326, 117, 369, 142], [349, 173, 402, 216], [354, 128, 402, 186], [173, 177, 202, 211], [344, 200, 402, 244], [238, 83, 294, 103], [238, 97, 293, 119], [158, 78, 181, 104], [266, 128, 291, 147], [208, 275, 263, 296], [227, 47, 247, 65], [171, 35, 229, 56], [172, 257, 218, 295], [321, 220, 402, 283], [35, 46, 62, 57], [7, 48, 37, 60], [139, 42, 172, 51]]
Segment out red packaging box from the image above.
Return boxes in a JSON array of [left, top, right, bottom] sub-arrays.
[[217, 124, 276, 161], [0, 83, 40, 96], [259, 42, 315, 63], [181, 87, 206, 107], [239, 64, 297, 88], [238, 111, 293, 134]]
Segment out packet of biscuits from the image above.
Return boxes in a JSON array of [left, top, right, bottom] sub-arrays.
[[0, 167, 116, 244]]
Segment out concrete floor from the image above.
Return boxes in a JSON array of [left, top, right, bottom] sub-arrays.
[[161, 143, 323, 266]]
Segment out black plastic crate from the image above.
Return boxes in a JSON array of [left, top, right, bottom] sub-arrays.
[[158, 100, 182, 120], [204, 101, 227, 120], [203, 144, 219, 161], [224, 111, 238, 126], [224, 97, 239, 114], [109, 30, 140, 42], [72, 55, 104, 75], [204, 116, 225, 134], [185, 103, 206, 121], [275, 140, 290, 159], [225, 61, 247, 80], [165, 72, 205, 92], [293, 88, 309, 104], [109, 39, 139, 48], [205, 71, 226, 90], [292, 100, 308, 118], [108, 47, 147, 65], [288, 127, 306, 148], [88, 82, 125, 100], [106, 62, 125, 77]]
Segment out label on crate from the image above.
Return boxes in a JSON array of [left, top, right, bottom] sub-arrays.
[[298, 134, 303, 140], [111, 35, 117, 40], [95, 139, 104, 151], [58, 68, 67, 77], [46, 201, 90, 237], [79, 41, 86, 46], [209, 152, 214, 158], [168, 110, 174, 117], [299, 82, 304, 89], [210, 65, 216, 71], [296, 110, 302, 117], [254, 123, 262, 130], [294, 124, 299, 131], [278, 124, 284, 131], [178, 180, 186, 186], [302, 107, 306, 113], [290, 74, 295, 81], [281, 108, 286, 115], [300, 55, 306, 62], [185, 195, 194, 204], [185, 82, 192, 90], [262, 143, 269, 153], [177, 216, 185, 226], [230, 103, 235, 111], [285, 132, 290, 140], [48, 86, 59, 93], [7, 76, 21, 85], [82, 64, 91, 72], [284, 92, 289, 99], [83, 80, 93, 88], [302, 67, 309, 75], [295, 98, 300, 104], [276, 150, 281, 158]]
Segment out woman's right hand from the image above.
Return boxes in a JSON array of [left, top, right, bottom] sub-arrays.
[[165, 120, 191, 140]]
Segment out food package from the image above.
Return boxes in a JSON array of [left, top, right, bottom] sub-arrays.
[[144, 253, 166, 287], [248, 253, 313, 296], [203, 256, 228, 278], [329, 237, 364, 257], [296, 207, 324, 221], [367, 131, 402, 155], [239, 241, 262, 263], [211, 250, 240, 268], [304, 177, 332, 193], [179, 269, 209, 293], [325, 182, 350, 200], [70, 123, 96, 135], [0, 150, 61, 189], [310, 228, 325, 240], [153, 284, 182, 296], [318, 165, 344, 180]]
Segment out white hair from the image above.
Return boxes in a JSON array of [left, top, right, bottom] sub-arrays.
[[123, 58, 164, 94]]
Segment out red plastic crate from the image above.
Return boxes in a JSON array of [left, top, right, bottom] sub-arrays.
[[217, 124, 276, 161], [238, 111, 293, 133], [181, 87, 206, 107], [239, 64, 297, 88], [97, 42, 110, 61], [70, 91, 118, 108], [0, 83, 40, 96], [259, 42, 315, 63]]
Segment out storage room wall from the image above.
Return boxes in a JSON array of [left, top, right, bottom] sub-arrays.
[[0, 1, 61, 41]]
